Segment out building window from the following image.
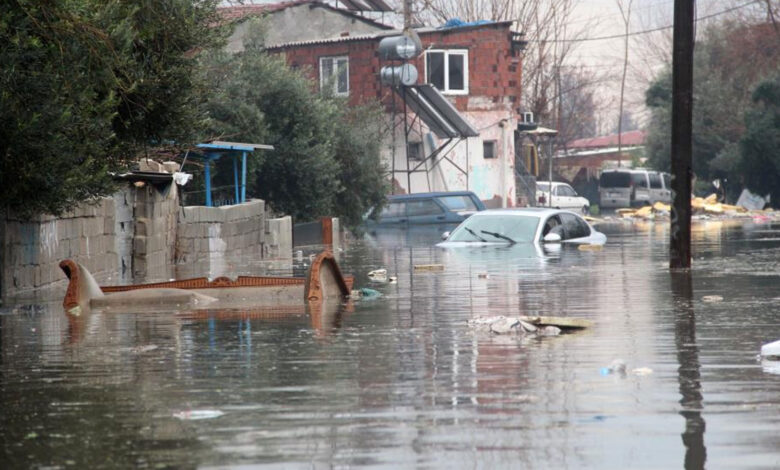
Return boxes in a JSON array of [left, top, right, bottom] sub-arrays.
[[407, 142, 423, 160], [319, 56, 349, 96], [425, 50, 468, 94], [483, 140, 497, 159]]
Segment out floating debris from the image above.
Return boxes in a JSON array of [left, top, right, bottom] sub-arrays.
[[578, 244, 603, 251], [469, 315, 590, 336], [413, 264, 445, 272], [351, 288, 382, 300], [702, 295, 724, 303], [173, 409, 224, 420]]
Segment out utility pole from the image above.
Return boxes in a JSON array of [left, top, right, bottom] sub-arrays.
[[403, 0, 412, 29], [670, 0, 694, 269]]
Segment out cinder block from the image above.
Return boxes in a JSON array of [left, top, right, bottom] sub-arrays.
[[136, 218, 150, 237]]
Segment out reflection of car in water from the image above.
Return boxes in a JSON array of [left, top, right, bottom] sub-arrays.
[[535, 181, 590, 214], [364, 191, 486, 226], [437, 208, 606, 247]]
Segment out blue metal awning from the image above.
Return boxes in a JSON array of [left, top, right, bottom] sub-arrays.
[[191, 141, 274, 207]]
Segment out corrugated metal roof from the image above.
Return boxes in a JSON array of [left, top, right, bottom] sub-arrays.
[[264, 21, 515, 50]]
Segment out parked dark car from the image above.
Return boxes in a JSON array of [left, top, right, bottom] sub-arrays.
[[364, 191, 486, 226]]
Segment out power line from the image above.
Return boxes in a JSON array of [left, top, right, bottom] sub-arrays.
[[535, 0, 761, 43]]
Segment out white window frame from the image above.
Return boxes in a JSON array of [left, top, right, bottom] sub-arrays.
[[319, 56, 349, 97], [424, 49, 469, 95]]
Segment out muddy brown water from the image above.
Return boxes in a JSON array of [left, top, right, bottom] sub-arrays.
[[1, 219, 779, 469]]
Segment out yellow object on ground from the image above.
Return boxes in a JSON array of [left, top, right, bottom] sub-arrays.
[[653, 202, 671, 212], [578, 244, 603, 251], [413, 264, 445, 272]]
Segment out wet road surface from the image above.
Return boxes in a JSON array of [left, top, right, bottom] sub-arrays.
[[1, 218, 779, 468]]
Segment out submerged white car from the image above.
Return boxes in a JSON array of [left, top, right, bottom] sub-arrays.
[[437, 208, 606, 246]]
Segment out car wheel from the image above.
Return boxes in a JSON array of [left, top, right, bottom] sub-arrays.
[[582, 205, 589, 215]]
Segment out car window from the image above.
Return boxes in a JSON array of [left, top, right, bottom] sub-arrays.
[[379, 202, 405, 218], [542, 215, 563, 238], [649, 173, 662, 189], [663, 173, 671, 189], [437, 195, 478, 211], [559, 213, 590, 239], [599, 171, 631, 188], [406, 199, 444, 216], [631, 172, 648, 188], [559, 185, 576, 197], [449, 214, 540, 243]]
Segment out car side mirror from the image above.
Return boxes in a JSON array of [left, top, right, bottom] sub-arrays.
[[543, 233, 562, 243], [441, 231, 450, 240]]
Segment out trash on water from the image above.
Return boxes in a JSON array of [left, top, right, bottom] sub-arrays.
[[631, 367, 654, 376], [173, 409, 224, 420], [367, 268, 390, 283], [388, 276, 397, 284], [600, 359, 627, 376], [469, 315, 589, 336], [702, 295, 724, 303], [490, 317, 519, 334], [477, 272, 490, 279], [351, 287, 382, 300], [413, 264, 445, 272], [760, 339, 780, 360]]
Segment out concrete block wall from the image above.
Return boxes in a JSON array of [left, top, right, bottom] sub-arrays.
[[175, 199, 265, 266], [1, 184, 295, 298], [264, 216, 293, 260], [0, 198, 120, 297], [132, 184, 178, 280]]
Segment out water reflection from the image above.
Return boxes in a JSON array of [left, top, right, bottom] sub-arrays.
[[1, 219, 779, 468], [671, 272, 706, 469]]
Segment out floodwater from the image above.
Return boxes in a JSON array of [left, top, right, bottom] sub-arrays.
[[1, 218, 779, 469]]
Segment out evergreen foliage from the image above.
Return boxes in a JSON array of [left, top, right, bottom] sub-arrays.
[[644, 21, 779, 203], [0, 0, 222, 217], [203, 23, 389, 226]]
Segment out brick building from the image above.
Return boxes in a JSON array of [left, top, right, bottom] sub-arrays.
[[222, 3, 527, 207]]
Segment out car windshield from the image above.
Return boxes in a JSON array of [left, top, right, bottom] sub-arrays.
[[536, 182, 550, 192], [448, 214, 540, 243], [599, 172, 631, 188]]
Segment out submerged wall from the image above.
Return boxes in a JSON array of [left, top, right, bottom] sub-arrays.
[[0, 182, 293, 299]]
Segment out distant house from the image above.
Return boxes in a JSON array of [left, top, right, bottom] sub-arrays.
[[556, 130, 647, 184], [220, 2, 527, 208]]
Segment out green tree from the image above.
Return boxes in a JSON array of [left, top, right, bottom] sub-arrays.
[[203, 23, 388, 226], [738, 75, 780, 206], [0, 0, 222, 217], [644, 21, 779, 198]]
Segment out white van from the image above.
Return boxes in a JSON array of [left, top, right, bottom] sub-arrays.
[[599, 169, 671, 208]]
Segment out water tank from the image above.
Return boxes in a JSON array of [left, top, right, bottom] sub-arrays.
[[380, 64, 418, 87], [378, 35, 420, 60]]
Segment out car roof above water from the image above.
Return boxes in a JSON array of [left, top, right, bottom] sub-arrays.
[[472, 207, 563, 217], [387, 191, 479, 201]]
